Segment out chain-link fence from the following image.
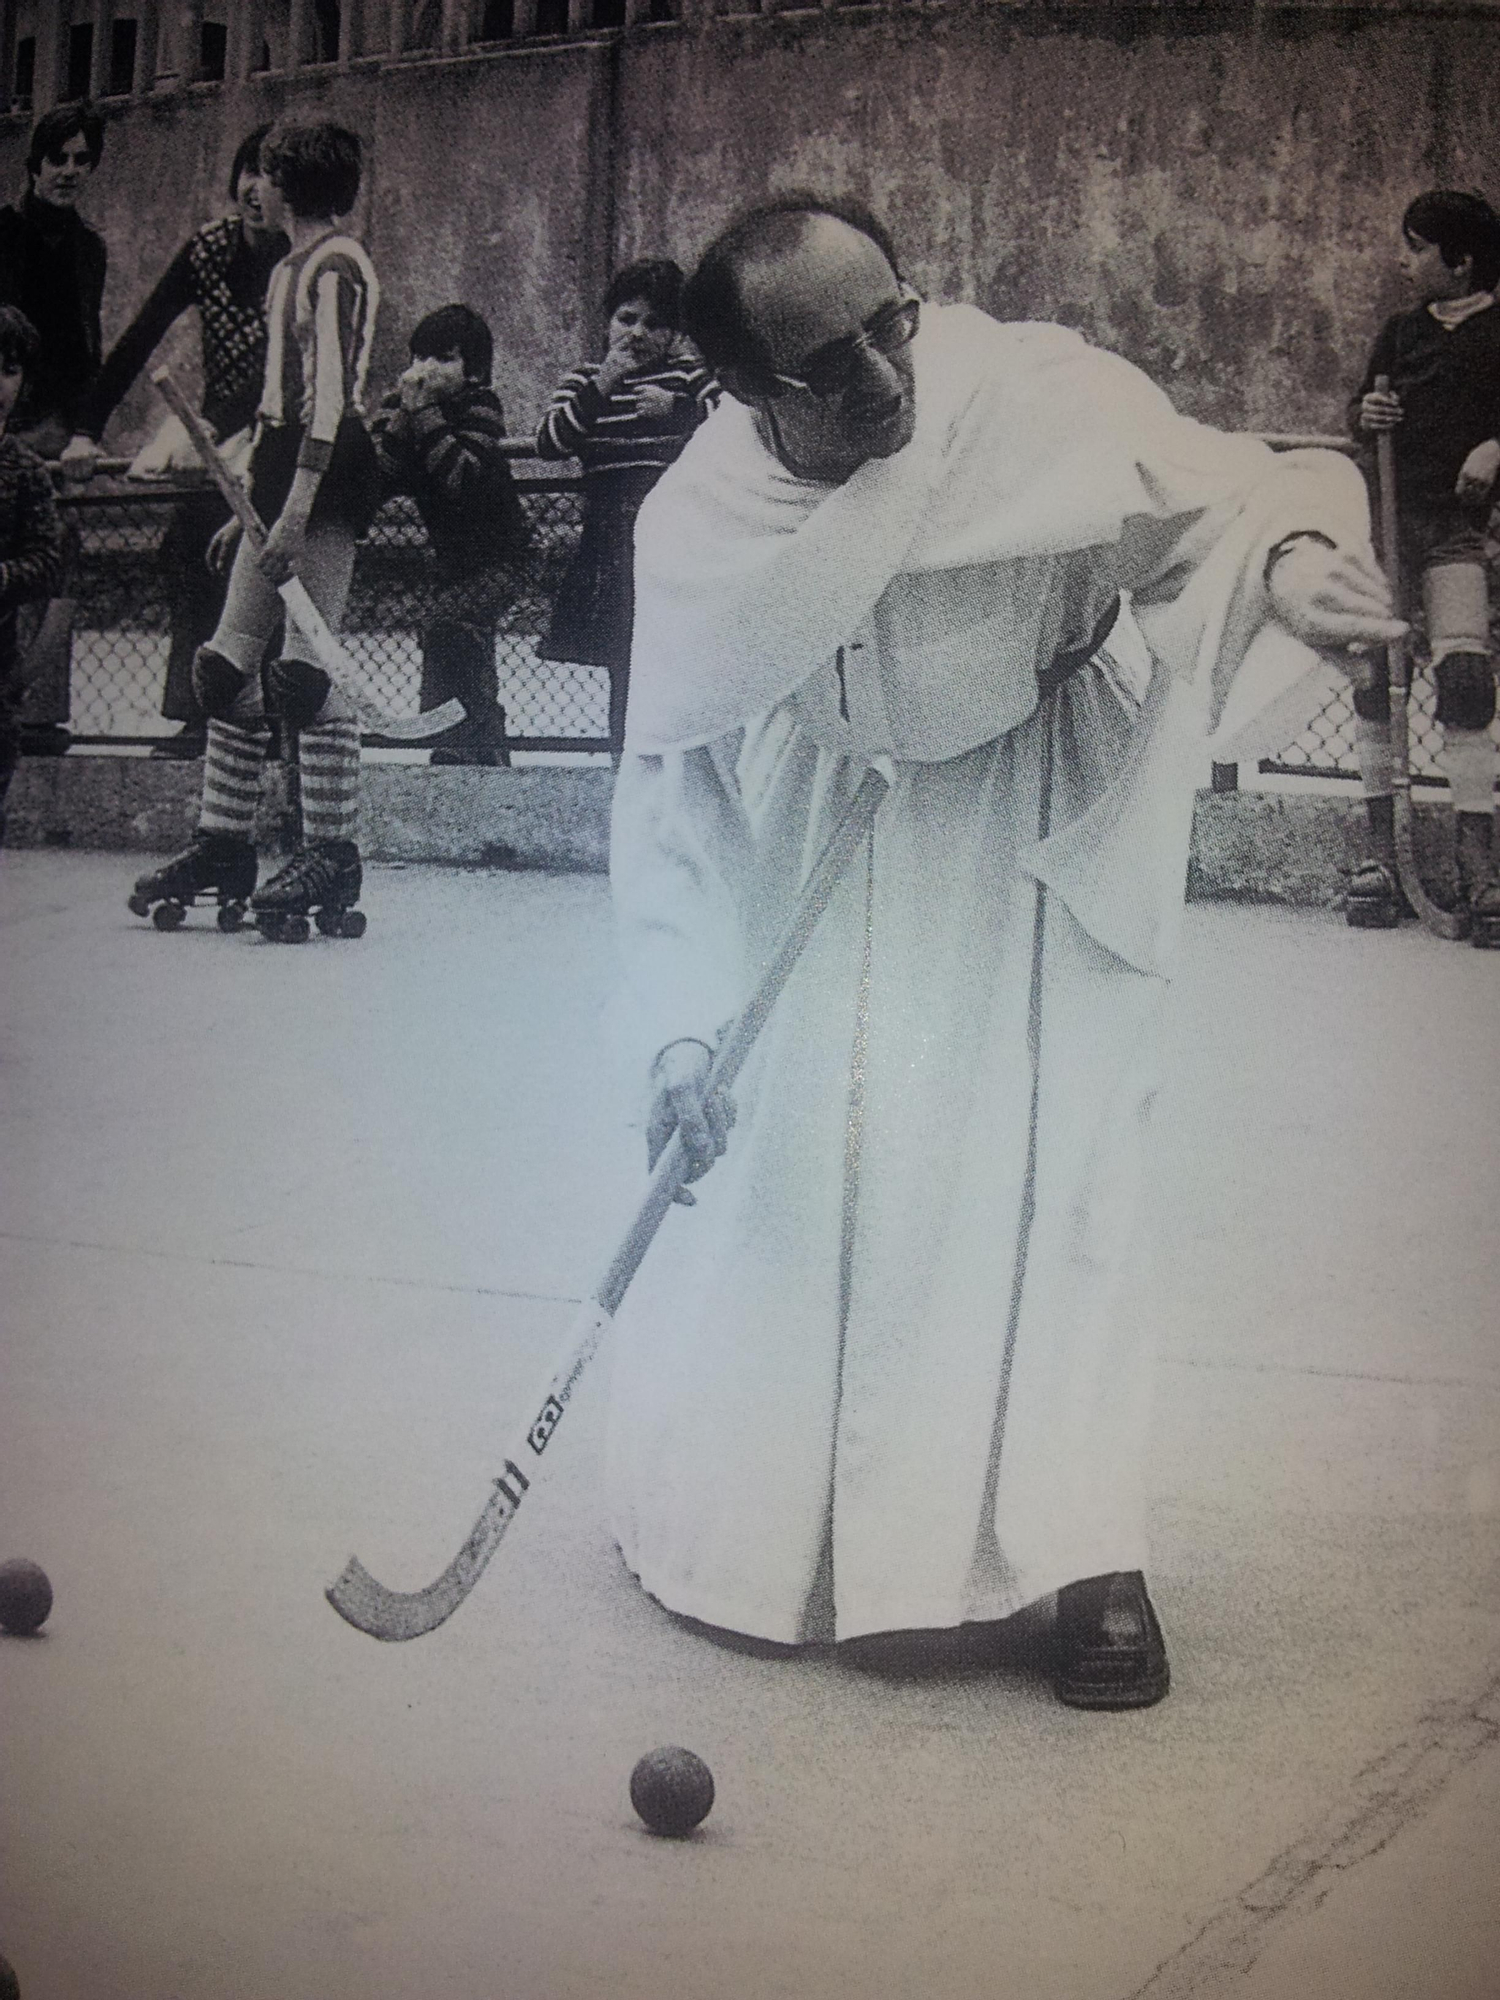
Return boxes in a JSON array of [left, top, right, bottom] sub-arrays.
[[1254, 480, 1500, 786], [49, 463, 1500, 776], [58, 469, 606, 751]]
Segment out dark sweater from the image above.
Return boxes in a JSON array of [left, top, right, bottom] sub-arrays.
[[76, 216, 288, 446], [1349, 301, 1500, 510], [0, 193, 107, 433], [371, 383, 529, 575], [0, 433, 65, 688]]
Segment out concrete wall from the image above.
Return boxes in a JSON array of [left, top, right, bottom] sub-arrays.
[[4, 2, 1500, 454]]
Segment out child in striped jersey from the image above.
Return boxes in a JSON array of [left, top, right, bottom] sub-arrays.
[[536, 260, 716, 761], [372, 304, 530, 766], [136, 120, 382, 937]]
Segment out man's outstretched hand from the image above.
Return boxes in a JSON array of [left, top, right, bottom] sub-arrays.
[[646, 1041, 737, 1206], [1268, 539, 1408, 653]]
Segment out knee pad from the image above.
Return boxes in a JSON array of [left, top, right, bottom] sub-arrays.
[[1434, 651, 1497, 731], [1423, 562, 1489, 657], [268, 656, 333, 729], [1351, 676, 1391, 724], [191, 646, 250, 720]]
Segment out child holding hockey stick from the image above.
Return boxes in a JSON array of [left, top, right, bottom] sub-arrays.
[[1348, 189, 1500, 942], [371, 304, 530, 767], [0, 307, 65, 843], [130, 119, 382, 939]]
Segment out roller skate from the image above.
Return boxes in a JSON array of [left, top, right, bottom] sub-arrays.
[[1344, 857, 1409, 929], [128, 832, 257, 932], [1456, 813, 1500, 949], [251, 838, 366, 944], [1344, 798, 1414, 929]]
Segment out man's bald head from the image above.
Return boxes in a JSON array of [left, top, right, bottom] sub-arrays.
[[683, 195, 902, 384]]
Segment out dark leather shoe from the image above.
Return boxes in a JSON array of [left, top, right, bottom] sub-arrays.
[[1054, 1571, 1170, 1710]]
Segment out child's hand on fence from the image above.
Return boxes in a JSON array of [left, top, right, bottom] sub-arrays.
[[59, 434, 102, 481], [1358, 388, 1403, 433], [1455, 439, 1500, 503], [206, 518, 242, 575]]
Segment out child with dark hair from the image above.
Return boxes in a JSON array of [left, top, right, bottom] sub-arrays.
[[61, 124, 290, 757], [371, 303, 530, 765], [0, 308, 65, 840], [1347, 188, 1500, 940], [0, 106, 108, 454], [130, 119, 382, 939], [0, 104, 108, 754], [536, 258, 716, 760]]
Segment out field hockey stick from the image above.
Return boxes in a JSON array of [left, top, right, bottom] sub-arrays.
[[326, 763, 890, 1641], [152, 370, 467, 743], [1372, 376, 1466, 940]]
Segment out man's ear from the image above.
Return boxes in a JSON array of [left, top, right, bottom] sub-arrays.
[[1449, 251, 1476, 289]]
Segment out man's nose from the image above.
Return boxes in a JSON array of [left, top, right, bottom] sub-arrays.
[[842, 341, 903, 409]]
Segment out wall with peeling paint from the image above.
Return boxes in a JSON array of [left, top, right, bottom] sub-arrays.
[[3, 5, 1497, 449]]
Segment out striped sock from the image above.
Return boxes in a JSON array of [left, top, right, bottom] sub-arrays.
[[198, 719, 269, 836], [299, 719, 361, 843]]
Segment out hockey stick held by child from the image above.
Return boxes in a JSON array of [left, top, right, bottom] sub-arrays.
[[152, 368, 467, 744]]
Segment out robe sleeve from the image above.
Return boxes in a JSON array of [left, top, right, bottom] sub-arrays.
[[609, 743, 755, 1072]]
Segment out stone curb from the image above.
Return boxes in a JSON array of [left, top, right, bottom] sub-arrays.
[[3, 755, 1462, 906]]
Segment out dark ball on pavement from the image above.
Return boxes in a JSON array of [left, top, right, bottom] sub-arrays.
[[630, 1746, 714, 1836], [0, 1946, 19, 1999], [0, 1559, 52, 1636]]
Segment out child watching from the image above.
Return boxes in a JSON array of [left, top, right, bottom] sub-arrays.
[[371, 303, 529, 766], [1349, 189, 1500, 942], [535, 259, 716, 762], [0, 307, 65, 842], [130, 119, 382, 940]]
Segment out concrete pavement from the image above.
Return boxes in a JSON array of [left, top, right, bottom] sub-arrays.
[[1, 854, 1496, 2000]]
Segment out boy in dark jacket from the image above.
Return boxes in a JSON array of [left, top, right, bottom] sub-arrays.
[[0, 308, 66, 840], [372, 304, 529, 765], [1348, 189, 1500, 940]]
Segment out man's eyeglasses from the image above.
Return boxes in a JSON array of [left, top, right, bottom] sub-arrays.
[[755, 291, 921, 402]]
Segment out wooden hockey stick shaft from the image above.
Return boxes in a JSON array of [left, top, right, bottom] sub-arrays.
[[326, 764, 891, 1641], [150, 370, 467, 743], [1372, 376, 1466, 940]]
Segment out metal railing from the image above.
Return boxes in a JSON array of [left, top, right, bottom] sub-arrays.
[[56, 466, 607, 752], [45, 445, 1500, 776]]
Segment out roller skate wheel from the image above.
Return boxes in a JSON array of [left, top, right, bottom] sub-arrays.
[[217, 902, 247, 934], [257, 912, 310, 944], [340, 908, 367, 939], [1345, 903, 1399, 930], [127, 892, 151, 918], [152, 900, 186, 931], [314, 904, 342, 937], [1471, 918, 1500, 950]]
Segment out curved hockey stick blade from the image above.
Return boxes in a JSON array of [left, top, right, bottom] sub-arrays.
[[151, 368, 466, 745], [327, 1299, 614, 1639], [325, 767, 890, 1641]]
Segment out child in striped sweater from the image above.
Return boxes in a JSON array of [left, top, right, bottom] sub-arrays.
[[536, 260, 716, 760]]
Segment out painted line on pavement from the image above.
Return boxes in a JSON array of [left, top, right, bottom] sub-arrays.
[[1123, 1666, 1500, 1999]]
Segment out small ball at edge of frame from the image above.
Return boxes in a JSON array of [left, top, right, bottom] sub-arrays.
[[0, 1559, 53, 1636], [629, 1746, 715, 1837]]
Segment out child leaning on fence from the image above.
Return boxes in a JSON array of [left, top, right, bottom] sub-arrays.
[[370, 304, 530, 767], [0, 308, 65, 843], [1347, 189, 1500, 937], [535, 259, 717, 762]]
